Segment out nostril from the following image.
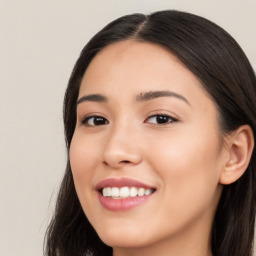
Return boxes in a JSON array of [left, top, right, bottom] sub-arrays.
[[103, 160, 132, 168], [103, 161, 109, 166], [121, 160, 130, 164]]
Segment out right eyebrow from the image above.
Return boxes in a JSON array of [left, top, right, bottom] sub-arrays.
[[77, 94, 107, 105]]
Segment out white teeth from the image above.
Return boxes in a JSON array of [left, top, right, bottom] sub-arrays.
[[145, 188, 152, 195], [102, 188, 108, 197], [102, 187, 112, 197], [130, 187, 137, 197], [101, 187, 154, 198], [138, 188, 145, 196], [111, 187, 119, 197], [107, 187, 112, 196], [119, 187, 129, 198]]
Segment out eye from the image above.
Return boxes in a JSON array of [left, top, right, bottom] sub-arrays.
[[81, 115, 109, 126], [146, 114, 178, 125]]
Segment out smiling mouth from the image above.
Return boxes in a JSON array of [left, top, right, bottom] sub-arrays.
[[96, 178, 156, 211], [101, 186, 156, 199]]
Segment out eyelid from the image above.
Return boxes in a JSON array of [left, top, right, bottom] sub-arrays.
[[146, 109, 179, 119], [79, 113, 109, 126], [144, 112, 179, 125]]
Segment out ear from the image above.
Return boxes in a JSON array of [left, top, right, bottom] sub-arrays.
[[219, 125, 254, 185]]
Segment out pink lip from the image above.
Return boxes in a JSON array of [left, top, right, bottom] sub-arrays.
[[95, 178, 156, 211]]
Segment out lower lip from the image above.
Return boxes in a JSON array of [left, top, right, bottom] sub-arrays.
[[98, 192, 153, 211]]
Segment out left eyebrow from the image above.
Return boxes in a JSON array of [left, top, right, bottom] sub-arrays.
[[77, 94, 107, 105], [136, 90, 190, 106]]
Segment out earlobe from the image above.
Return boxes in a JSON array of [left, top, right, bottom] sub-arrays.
[[219, 125, 254, 185]]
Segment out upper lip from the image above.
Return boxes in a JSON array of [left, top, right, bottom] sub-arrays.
[[95, 177, 156, 191]]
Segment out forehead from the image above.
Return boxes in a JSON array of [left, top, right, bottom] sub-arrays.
[[79, 40, 211, 104]]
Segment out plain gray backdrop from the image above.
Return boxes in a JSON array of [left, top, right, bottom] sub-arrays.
[[1, 1, 255, 255]]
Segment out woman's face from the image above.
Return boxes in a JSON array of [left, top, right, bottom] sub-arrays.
[[70, 40, 225, 252]]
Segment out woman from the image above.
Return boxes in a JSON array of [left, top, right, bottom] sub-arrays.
[[45, 10, 256, 256]]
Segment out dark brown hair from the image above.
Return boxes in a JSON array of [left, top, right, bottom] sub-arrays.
[[45, 10, 256, 256]]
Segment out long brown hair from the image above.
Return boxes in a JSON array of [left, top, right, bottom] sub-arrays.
[[45, 10, 256, 256]]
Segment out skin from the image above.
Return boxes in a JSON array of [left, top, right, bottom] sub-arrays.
[[70, 40, 227, 256]]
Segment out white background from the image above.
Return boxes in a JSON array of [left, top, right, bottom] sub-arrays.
[[0, 1, 255, 255]]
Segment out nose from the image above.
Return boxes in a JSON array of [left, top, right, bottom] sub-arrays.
[[102, 125, 142, 169]]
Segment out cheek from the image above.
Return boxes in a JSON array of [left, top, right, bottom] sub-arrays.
[[70, 132, 99, 177], [148, 128, 222, 211], [69, 133, 103, 222], [69, 133, 100, 201]]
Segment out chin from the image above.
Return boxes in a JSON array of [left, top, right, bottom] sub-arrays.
[[96, 227, 151, 248]]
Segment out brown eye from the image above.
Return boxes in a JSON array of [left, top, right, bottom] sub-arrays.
[[146, 115, 177, 125], [82, 116, 109, 126]]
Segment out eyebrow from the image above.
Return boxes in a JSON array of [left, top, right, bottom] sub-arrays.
[[77, 90, 190, 106], [77, 94, 107, 105], [136, 90, 190, 105]]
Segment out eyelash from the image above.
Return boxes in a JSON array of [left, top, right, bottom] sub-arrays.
[[80, 115, 109, 127], [80, 113, 178, 127], [145, 114, 178, 125]]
